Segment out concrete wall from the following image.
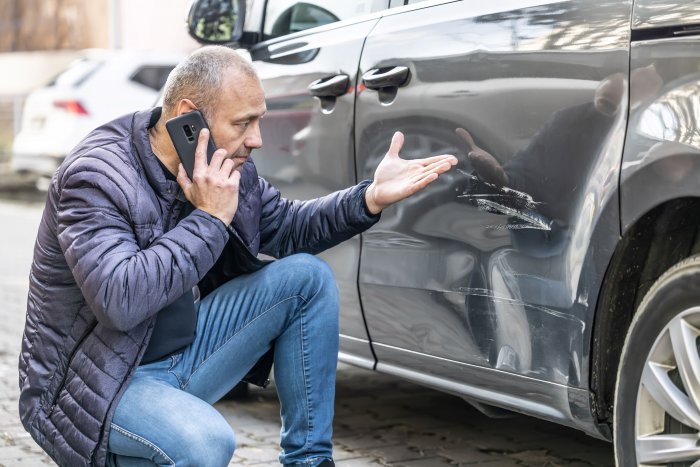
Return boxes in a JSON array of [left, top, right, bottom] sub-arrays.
[[115, 0, 200, 53]]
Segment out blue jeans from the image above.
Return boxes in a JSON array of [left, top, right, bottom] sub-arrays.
[[106, 254, 339, 467]]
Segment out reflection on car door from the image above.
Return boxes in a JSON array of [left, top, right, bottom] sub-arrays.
[[249, 11, 382, 367], [356, 0, 632, 389]]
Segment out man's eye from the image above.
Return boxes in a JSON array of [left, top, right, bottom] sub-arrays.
[[234, 121, 249, 128]]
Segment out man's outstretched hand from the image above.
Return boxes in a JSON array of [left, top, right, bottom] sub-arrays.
[[365, 131, 458, 215]]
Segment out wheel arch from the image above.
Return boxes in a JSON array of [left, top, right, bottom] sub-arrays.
[[590, 196, 700, 435]]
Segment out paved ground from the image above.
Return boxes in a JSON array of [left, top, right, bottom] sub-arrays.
[[0, 184, 615, 466]]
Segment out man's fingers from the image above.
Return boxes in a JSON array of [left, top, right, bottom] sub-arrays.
[[176, 163, 192, 191], [208, 148, 227, 172], [387, 131, 404, 157], [221, 158, 235, 178], [410, 172, 440, 192], [193, 128, 211, 172], [406, 161, 452, 184], [420, 156, 458, 173], [232, 168, 241, 182], [230, 168, 241, 187], [420, 154, 458, 166]]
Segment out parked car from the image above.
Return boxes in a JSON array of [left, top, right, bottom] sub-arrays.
[[187, 0, 700, 465], [11, 49, 184, 181]]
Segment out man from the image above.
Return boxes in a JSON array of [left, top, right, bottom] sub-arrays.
[[18, 46, 457, 467]]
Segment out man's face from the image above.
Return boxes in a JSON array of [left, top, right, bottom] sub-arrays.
[[208, 68, 267, 170]]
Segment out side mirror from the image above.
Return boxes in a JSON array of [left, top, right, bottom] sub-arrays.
[[187, 0, 246, 44]]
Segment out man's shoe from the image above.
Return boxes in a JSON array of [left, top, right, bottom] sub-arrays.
[[318, 460, 335, 467]]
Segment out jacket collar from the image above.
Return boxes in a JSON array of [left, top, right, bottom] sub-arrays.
[[131, 107, 186, 202]]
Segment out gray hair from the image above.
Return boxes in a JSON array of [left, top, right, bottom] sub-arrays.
[[162, 45, 258, 121]]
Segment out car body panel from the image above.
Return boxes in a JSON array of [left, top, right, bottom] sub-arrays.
[[354, 0, 631, 417], [189, 0, 700, 444], [249, 18, 382, 366], [620, 35, 700, 232], [375, 347, 604, 438], [632, 0, 700, 30]]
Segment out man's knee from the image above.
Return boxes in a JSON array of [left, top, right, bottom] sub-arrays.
[[281, 253, 337, 296], [172, 420, 236, 466]]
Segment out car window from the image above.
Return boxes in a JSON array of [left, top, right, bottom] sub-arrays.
[[130, 65, 177, 91], [46, 59, 104, 88], [392, 0, 430, 5], [263, 0, 388, 40]]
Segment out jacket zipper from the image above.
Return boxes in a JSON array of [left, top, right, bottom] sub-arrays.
[[47, 321, 97, 416]]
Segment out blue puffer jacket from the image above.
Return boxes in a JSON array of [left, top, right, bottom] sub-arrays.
[[18, 108, 378, 466]]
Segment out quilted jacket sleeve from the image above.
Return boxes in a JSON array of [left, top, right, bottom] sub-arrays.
[[258, 178, 380, 258], [56, 153, 229, 332]]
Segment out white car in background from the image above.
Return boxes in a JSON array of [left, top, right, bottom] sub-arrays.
[[11, 49, 184, 182]]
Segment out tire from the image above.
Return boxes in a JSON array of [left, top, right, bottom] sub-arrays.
[[614, 254, 700, 466]]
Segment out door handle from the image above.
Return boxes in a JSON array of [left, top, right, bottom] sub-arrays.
[[362, 66, 410, 90], [308, 74, 350, 97]]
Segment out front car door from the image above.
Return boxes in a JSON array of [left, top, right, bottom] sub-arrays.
[[355, 0, 632, 432], [247, 1, 387, 367]]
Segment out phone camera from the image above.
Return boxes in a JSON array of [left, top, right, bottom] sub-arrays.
[[182, 124, 194, 142]]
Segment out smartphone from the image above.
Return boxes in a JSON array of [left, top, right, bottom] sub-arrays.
[[165, 110, 217, 180]]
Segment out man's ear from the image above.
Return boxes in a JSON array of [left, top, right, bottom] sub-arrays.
[[175, 99, 197, 116]]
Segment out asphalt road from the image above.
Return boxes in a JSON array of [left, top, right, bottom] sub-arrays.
[[0, 187, 615, 466]]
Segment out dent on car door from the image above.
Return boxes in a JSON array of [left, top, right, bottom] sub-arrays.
[[356, 0, 632, 390], [249, 2, 384, 367]]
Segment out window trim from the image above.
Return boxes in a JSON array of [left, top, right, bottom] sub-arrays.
[[249, 0, 460, 51]]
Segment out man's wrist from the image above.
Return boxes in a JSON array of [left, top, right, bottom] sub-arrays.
[[196, 207, 232, 227], [364, 182, 383, 216]]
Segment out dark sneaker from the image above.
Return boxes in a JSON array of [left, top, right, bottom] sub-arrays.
[[318, 460, 335, 467]]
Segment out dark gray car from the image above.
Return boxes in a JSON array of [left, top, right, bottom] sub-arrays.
[[187, 1, 700, 465]]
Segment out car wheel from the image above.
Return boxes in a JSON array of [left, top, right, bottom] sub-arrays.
[[614, 254, 700, 466]]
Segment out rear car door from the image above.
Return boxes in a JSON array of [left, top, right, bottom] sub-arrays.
[[248, 1, 386, 367], [355, 0, 632, 390]]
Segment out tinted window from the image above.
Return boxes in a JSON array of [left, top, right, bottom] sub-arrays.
[[263, 1, 387, 40], [130, 65, 176, 91]]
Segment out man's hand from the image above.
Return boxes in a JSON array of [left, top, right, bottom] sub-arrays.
[[455, 128, 508, 188], [365, 131, 458, 215], [177, 128, 240, 226]]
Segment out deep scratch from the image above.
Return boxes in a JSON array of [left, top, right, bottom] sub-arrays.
[[456, 170, 551, 231]]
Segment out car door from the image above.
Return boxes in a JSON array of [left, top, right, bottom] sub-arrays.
[[248, 1, 387, 367], [356, 0, 632, 389]]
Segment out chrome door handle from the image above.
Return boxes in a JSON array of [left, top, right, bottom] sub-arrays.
[[308, 74, 350, 97], [362, 66, 410, 90]]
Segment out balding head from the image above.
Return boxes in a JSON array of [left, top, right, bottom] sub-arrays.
[[162, 45, 259, 122]]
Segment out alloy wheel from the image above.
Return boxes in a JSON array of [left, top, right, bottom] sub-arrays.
[[635, 307, 700, 466]]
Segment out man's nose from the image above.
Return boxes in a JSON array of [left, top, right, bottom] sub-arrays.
[[245, 122, 263, 149]]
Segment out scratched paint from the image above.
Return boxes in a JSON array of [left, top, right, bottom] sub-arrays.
[[455, 287, 585, 331], [456, 169, 553, 231]]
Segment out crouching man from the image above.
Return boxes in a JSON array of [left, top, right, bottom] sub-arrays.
[[18, 45, 457, 467]]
